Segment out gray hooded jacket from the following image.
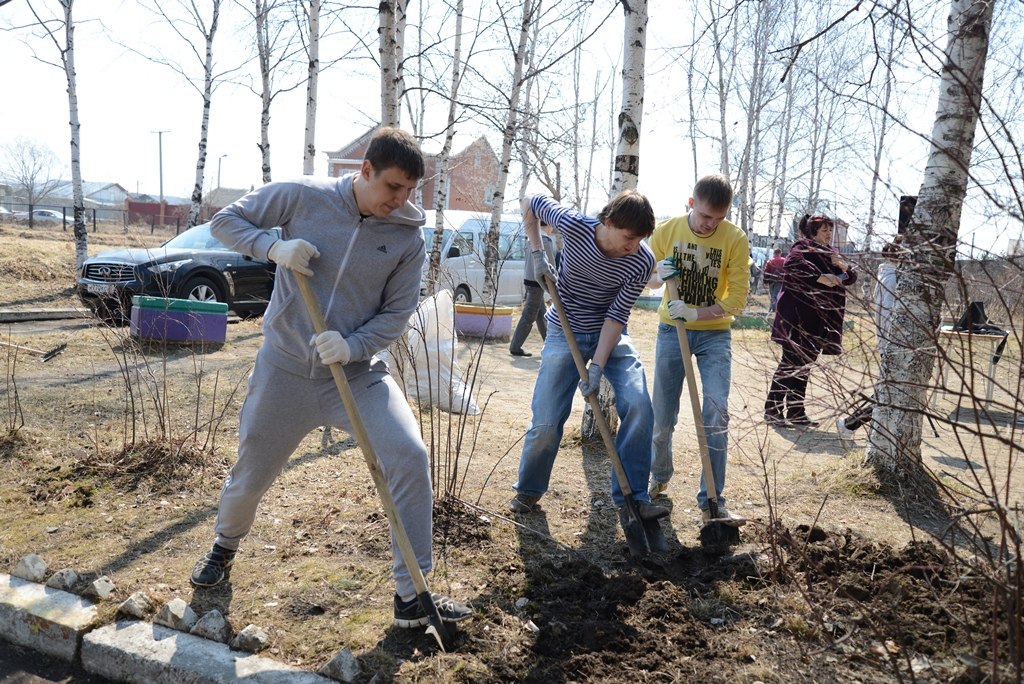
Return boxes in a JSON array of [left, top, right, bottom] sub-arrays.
[[211, 174, 425, 379]]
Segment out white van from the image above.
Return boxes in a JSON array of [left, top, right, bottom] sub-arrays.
[[419, 209, 528, 306]]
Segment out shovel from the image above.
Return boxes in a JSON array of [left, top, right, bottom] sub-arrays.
[[664, 279, 741, 552], [542, 274, 666, 556], [0, 340, 67, 362], [294, 273, 451, 652]]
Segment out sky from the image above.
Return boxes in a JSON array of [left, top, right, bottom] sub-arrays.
[[2, 1, 1014, 256], [1, 2, 703, 211]]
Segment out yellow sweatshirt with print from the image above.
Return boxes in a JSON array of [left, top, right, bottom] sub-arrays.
[[650, 214, 750, 331]]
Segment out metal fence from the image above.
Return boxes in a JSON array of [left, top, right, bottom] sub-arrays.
[[0, 202, 188, 235]]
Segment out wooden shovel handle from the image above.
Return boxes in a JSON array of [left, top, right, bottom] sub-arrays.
[[295, 273, 449, 649], [664, 279, 720, 504]]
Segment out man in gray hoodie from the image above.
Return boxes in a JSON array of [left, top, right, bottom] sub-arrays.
[[192, 127, 472, 629]]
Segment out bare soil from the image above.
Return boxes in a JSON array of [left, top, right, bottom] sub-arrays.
[[1, 222, 1020, 682]]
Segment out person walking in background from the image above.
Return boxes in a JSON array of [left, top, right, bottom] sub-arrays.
[[749, 249, 762, 295], [508, 190, 669, 534], [191, 127, 472, 630], [837, 236, 904, 440], [648, 174, 749, 525], [509, 221, 557, 357], [764, 214, 857, 428], [762, 247, 786, 312]]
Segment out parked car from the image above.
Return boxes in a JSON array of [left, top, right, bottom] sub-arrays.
[[14, 209, 65, 222], [420, 210, 528, 306], [76, 222, 278, 322]]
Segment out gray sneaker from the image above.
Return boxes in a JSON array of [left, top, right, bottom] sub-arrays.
[[648, 479, 669, 499], [508, 493, 540, 514]]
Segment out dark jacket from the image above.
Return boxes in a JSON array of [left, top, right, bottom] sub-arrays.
[[771, 238, 857, 356]]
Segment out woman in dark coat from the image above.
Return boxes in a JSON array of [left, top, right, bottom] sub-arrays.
[[764, 214, 857, 427]]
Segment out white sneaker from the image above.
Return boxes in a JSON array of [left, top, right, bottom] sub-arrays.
[[836, 417, 856, 441], [648, 480, 669, 499], [701, 505, 746, 527]]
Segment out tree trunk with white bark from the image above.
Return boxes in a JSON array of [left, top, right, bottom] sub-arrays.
[[865, 0, 995, 476], [609, 0, 647, 193], [379, 0, 401, 127], [426, 0, 465, 294], [187, 0, 222, 229], [302, 0, 320, 175], [481, 0, 532, 305], [255, 0, 273, 183]]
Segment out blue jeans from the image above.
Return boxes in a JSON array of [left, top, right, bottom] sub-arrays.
[[513, 325, 655, 507], [650, 323, 732, 510]]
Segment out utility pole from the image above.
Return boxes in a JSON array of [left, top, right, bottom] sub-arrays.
[[218, 154, 227, 190], [152, 130, 170, 226]]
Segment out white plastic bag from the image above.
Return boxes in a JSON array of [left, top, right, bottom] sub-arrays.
[[404, 290, 480, 415]]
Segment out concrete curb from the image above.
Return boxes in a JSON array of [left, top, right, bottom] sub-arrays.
[[0, 573, 98, 660], [0, 309, 92, 323], [0, 574, 335, 682], [83, 621, 333, 683]]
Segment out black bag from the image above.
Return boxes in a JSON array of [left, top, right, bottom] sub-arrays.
[[954, 301, 1008, 364]]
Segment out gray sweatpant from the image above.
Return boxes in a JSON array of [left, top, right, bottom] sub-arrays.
[[213, 352, 432, 599]]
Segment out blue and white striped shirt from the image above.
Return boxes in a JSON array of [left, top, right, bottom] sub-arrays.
[[531, 195, 654, 334]]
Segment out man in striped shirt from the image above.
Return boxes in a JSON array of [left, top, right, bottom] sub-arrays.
[[508, 191, 669, 529]]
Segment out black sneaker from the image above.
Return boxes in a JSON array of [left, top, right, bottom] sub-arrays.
[[787, 415, 820, 428], [190, 544, 236, 587], [393, 592, 473, 628]]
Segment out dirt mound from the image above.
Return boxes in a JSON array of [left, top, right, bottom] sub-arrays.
[[459, 524, 1006, 683]]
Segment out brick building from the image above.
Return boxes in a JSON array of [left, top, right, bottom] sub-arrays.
[[324, 129, 499, 212]]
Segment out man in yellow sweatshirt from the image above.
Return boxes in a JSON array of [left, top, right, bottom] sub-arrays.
[[648, 174, 749, 525]]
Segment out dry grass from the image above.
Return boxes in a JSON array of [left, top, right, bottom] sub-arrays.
[[0, 225, 1021, 680]]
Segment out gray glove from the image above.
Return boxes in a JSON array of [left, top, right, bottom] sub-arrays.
[[532, 249, 556, 289], [578, 363, 603, 398]]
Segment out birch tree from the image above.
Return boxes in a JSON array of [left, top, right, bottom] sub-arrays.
[[866, 0, 996, 475], [379, 0, 407, 126], [587, 0, 647, 437], [425, 0, 468, 295], [710, 2, 737, 182], [300, 0, 319, 175], [244, 0, 305, 184], [134, 0, 233, 229], [24, 0, 87, 270], [480, 0, 533, 304], [609, 0, 647, 194], [297, 1, 362, 175]]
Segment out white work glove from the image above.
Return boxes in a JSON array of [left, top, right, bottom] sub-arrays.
[[668, 300, 698, 323], [532, 249, 556, 290], [656, 256, 679, 281], [578, 363, 603, 398], [310, 330, 351, 366], [268, 238, 320, 276]]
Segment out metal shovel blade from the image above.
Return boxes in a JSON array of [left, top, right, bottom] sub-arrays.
[[643, 518, 670, 552], [698, 501, 741, 551], [416, 590, 450, 652], [617, 501, 651, 557]]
